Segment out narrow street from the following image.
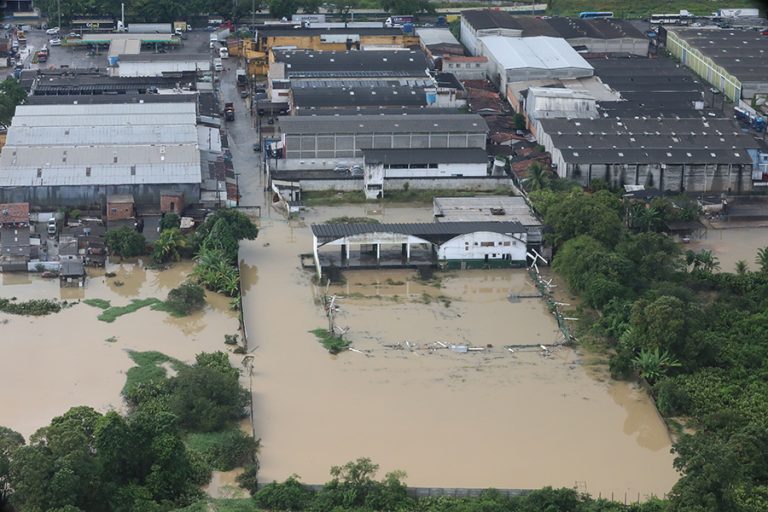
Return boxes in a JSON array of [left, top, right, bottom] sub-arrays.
[[217, 62, 267, 211]]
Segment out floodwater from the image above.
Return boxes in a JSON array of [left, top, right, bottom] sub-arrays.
[[0, 260, 239, 439], [688, 226, 768, 273], [241, 205, 679, 499]]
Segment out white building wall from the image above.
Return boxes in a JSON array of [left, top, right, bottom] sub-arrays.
[[437, 231, 527, 262], [383, 162, 486, 178]]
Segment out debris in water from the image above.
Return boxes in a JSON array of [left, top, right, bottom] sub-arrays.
[[451, 345, 468, 353]]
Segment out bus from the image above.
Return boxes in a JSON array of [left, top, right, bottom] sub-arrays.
[[650, 12, 693, 25], [578, 11, 614, 19]]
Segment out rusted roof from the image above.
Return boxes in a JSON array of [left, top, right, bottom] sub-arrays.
[[0, 203, 30, 224]]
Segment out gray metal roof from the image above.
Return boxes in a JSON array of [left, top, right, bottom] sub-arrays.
[[280, 114, 489, 134], [416, 28, 462, 47], [480, 36, 593, 72], [11, 113, 196, 127], [362, 148, 488, 164], [274, 49, 430, 78], [293, 86, 428, 108], [312, 221, 525, 241], [13, 102, 196, 117], [433, 196, 542, 227], [6, 125, 198, 146]]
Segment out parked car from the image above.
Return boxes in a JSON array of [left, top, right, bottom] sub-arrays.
[[47, 218, 57, 235], [45, 26, 60, 35], [253, 142, 261, 152], [49, 38, 61, 46], [333, 164, 350, 173], [348, 165, 364, 176], [67, 32, 81, 38]]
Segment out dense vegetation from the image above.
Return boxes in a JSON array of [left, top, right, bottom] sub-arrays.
[[545, 0, 759, 18], [0, 78, 27, 128], [0, 351, 254, 511], [105, 226, 147, 259], [528, 182, 768, 512]]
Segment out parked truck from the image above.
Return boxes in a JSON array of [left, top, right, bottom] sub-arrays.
[[173, 21, 191, 33], [715, 8, 760, 17], [236, 69, 248, 97], [224, 102, 235, 121]]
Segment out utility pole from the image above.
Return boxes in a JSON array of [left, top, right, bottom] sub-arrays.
[[57, 0, 61, 29]]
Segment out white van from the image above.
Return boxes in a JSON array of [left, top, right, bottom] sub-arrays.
[[219, 47, 229, 58], [214, 58, 223, 71], [47, 218, 57, 235]]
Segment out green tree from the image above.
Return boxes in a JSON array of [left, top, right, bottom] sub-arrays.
[[0, 426, 24, 507], [106, 226, 146, 259], [543, 190, 624, 248], [301, 0, 322, 13], [0, 77, 28, 127], [254, 475, 313, 509], [152, 227, 187, 263], [632, 348, 681, 384], [169, 366, 249, 432], [380, 0, 434, 13], [523, 161, 550, 192], [159, 213, 181, 231], [512, 112, 526, 131], [269, 0, 299, 18], [166, 282, 206, 315], [756, 246, 768, 273], [192, 247, 241, 296], [735, 260, 749, 275]]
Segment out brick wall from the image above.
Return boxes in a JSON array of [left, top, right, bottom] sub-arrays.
[[106, 202, 133, 221], [160, 194, 184, 214]]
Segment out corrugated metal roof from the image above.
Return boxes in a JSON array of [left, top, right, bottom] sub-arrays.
[[0, 162, 201, 186], [312, 221, 525, 240], [6, 125, 198, 146], [14, 102, 196, 117], [480, 36, 593, 72], [280, 114, 489, 134], [416, 28, 461, 47], [0, 144, 199, 167], [362, 148, 488, 164], [11, 114, 196, 127]]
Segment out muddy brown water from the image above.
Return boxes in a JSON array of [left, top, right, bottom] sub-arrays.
[[688, 226, 768, 272], [0, 260, 239, 439], [240, 205, 678, 499]]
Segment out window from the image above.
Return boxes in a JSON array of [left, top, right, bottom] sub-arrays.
[[111, 208, 117, 213], [503, 241, 511, 247], [480, 241, 494, 247], [36, 168, 42, 178], [130, 165, 136, 176], [86, 167, 91, 177]]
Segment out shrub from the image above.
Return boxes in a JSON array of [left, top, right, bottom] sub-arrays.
[[105, 226, 146, 258], [236, 462, 260, 495], [159, 212, 181, 231], [254, 476, 313, 510], [166, 282, 206, 316], [186, 429, 258, 471], [655, 378, 692, 417]]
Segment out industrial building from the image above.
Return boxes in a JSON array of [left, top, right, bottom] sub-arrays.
[[255, 25, 419, 52], [661, 27, 768, 102], [270, 49, 431, 80], [416, 27, 466, 62], [433, 195, 543, 248], [536, 117, 757, 193], [460, 10, 648, 57], [0, 103, 203, 207], [110, 53, 211, 77], [310, 221, 528, 276], [524, 87, 598, 123], [440, 56, 488, 80], [478, 36, 594, 93]]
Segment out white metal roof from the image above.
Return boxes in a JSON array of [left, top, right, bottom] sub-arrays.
[[416, 28, 461, 47], [11, 113, 196, 127], [480, 35, 593, 72], [109, 38, 141, 56], [0, 162, 201, 186], [6, 125, 199, 146], [1, 144, 199, 167], [13, 102, 196, 118]]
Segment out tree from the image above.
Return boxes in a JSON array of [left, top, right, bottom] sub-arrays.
[[512, 112, 526, 130], [380, 0, 434, 13], [166, 282, 206, 315], [0, 77, 28, 127], [106, 226, 146, 258], [269, 0, 299, 18], [334, 0, 360, 22], [735, 260, 749, 275], [543, 190, 624, 248], [254, 475, 313, 509], [0, 426, 24, 507], [169, 366, 249, 432], [192, 247, 241, 296], [756, 247, 768, 273], [195, 351, 239, 379], [301, 0, 322, 13], [632, 348, 681, 384], [159, 213, 181, 231], [152, 227, 187, 263], [523, 161, 550, 192]]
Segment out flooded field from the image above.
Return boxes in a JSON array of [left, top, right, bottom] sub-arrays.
[[0, 260, 239, 439], [241, 205, 678, 499], [689, 226, 768, 272]]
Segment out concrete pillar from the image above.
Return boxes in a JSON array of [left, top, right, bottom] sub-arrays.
[[406, 243, 411, 262], [313, 235, 321, 279], [376, 243, 380, 263], [340, 244, 346, 262], [345, 243, 350, 262]]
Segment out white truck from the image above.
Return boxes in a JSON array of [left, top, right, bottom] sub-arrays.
[[715, 8, 760, 17], [214, 57, 223, 72]]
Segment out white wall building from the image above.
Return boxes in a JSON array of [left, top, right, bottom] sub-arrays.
[[479, 36, 594, 94], [437, 230, 527, 267]]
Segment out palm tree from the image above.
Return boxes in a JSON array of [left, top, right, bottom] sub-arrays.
[[152, 228, 186, 263], [632, 348, 682, 384], [523, 161, 550, 191], [756, 247, 768, 273], [696, 250, 720, 273], [735, 260, 748, 275]]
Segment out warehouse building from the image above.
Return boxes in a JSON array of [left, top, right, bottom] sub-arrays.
[[537, 117, 757, 193], [416, 27, 466, 62], [661, 27, 768, 102], [0, 103, 202, 207], [110, 53, 211, 77], [270, 48, 430, 80], [255, 26, 418, 52], [460, 10, 647, 57], [479, 36, 593, 93]]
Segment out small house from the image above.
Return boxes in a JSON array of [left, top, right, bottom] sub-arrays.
[[106, 195, 135, 221], [0, 202, 31, 271]]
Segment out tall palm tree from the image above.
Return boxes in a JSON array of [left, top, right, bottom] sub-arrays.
[[756, 247, 768, 273], [152, 228, 186, 263], [524, 161, 550, 191], [697, 250, 720, 273], [735, 260, 748, 275]]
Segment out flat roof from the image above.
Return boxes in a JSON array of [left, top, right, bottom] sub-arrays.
[[259, 26, 404, 37], [108, 38, 141, 56], [280, 113, 488, 134], [433, 196, 542, 226], [363, 148, 488, 164], [7, 124, 198, 146], [666, 28, 768, 83], [462, 10, 644, 39], [480, 36, 593, 72], [81, 33, 177, 43], [416, 27, 461, 47]]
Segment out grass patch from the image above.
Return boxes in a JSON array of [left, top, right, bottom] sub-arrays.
[[83, 298, 111, 309], [326, 216, 380, 224], [310, 328, 351, 355], [185, 429, 257, 471], [382, 187, 511, 203], [0, 298, 64, 316], [122, 350, 185, 396], [303, 190, 367, 206]]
